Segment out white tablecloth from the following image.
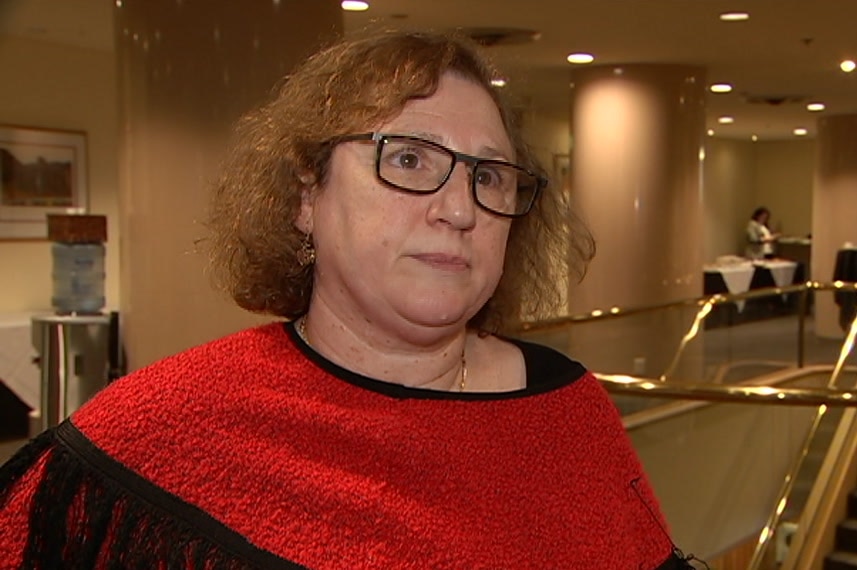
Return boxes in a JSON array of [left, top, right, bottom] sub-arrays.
[[705, 264, 755, 294], [704, 263, 755, 311], [755, 260, 798, 288], [0, 312, 43, 410], [704, 260, 799, 313]]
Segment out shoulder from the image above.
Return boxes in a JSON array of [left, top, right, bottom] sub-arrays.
[[498, 335, 588, 392], [129, 321, 289, 376], [71, 322, 297, 442]]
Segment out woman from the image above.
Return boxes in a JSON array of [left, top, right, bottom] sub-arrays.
[[0, 31, 689, 568], [746, 206, 779, 259]]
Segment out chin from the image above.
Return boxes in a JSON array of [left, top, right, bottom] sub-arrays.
[[394, 297, 482, 330]]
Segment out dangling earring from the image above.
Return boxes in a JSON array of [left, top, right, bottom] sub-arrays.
[[297, 232, 316, 267]]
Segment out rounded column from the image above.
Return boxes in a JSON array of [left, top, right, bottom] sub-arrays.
[[567, 64, 706, 379], [812, 114, 857, 338], [569, 64, 706, 311]]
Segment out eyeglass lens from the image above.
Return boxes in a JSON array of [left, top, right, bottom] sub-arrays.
[[377, 137, 538, 217]]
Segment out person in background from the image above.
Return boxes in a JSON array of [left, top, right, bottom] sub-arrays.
[[0, 30, 693, 569], [746, 206, 779, 259]]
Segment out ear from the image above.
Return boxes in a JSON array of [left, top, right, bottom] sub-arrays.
[[295, 171, 317, 234], [295, 185, 315, 234]]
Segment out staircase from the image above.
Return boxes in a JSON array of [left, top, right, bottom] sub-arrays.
[[825, 490, 857, 569]]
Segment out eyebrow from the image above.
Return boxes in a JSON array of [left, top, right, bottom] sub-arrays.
[[402, 130, 513, 162]]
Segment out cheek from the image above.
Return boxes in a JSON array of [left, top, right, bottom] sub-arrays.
[[487, 220, 512, 252], [478, 224, 511, 271]]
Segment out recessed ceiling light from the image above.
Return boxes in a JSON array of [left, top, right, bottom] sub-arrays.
[[490, 78, 507, 87], [719, 12, 749, 21], [717, 116, 734, 124], [807, 102, 826, 112], [793, 128, 808, 136], [709, 83, 733, 93], [707, 129, 715, 137], [341, 0, 369, 11], [751, 135, 758, 142], [566, 53, 595, 64], [840, 60, 856, 73]]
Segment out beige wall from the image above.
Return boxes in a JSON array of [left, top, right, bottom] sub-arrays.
[[0, 36, 119, 313], [755, 139, 815, 238], [703, 137, 815, 263], [702, 138, 757, 262], [520, 107, 570, 182]]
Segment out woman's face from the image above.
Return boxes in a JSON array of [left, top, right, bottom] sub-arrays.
[[301, 72, 514, 342]]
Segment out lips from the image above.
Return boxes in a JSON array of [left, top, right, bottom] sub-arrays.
[[411, 253, 470, 270]]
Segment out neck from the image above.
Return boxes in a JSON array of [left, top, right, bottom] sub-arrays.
[[299, 302, 470, 392]]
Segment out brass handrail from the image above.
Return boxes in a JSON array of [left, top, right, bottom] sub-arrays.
[[598, 371, 857, 407], [515, 281, 857, 407], [516, 280, 857, 334], [830, 306, 857, 387], [659, 297, 715, 381]]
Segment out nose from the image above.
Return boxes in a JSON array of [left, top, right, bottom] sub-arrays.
[[426, 162, 477, 230]]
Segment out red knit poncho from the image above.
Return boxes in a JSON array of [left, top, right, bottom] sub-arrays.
[[0, 322, 687, 569]]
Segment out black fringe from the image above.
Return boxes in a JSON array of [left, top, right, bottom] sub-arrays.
[[0, 429, 54, 507], [0, 425, 291, 569]]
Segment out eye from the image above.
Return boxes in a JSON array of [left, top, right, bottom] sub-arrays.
[[394, 150, 420, 170], [384, 144, 433, 171], [475, 166, 504, 189]]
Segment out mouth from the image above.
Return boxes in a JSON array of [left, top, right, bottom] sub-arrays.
[[411, 253, 470, 271]]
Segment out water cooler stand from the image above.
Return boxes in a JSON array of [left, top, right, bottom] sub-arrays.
[[31, 313, 111, 432]]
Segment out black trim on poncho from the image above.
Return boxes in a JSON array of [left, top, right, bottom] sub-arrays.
[[1, 421, 303, 569]]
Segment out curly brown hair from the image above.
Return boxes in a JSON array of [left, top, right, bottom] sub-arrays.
[[206, 30, 594, 333]]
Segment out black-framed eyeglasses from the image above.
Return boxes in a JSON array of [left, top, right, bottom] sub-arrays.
[[337, 132, 545, 218]]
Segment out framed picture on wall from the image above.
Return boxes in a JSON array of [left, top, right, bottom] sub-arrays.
[[0, 125, 88, 240]]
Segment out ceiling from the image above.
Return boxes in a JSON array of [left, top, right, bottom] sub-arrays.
[[3, 0, 856, 140]]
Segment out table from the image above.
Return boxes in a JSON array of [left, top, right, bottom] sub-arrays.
[[703, 260, 801, 328], [833, 247, 857, 331], [0, 312, 41, 410], [704, 262, 755, 312], [704, 262, 755, 295], [704, 260, 799, 295], [758, 260, 799, 288], [0, 312, 43, 437]]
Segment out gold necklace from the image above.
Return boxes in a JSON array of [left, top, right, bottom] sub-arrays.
[[297, 316, 467, 392]]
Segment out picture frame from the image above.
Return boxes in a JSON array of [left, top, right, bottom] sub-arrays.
[[0, 125, 88, 240]]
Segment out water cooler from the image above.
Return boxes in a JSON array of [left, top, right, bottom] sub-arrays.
[[31, 214, 116, 432]]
